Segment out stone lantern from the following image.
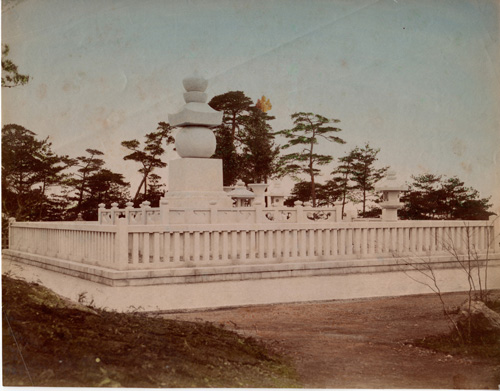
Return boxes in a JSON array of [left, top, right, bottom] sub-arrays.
[[247, 183, 268, 207], [375, 170, 407, 221], [266, 182, 286, 207], [164, 76, 233, 208], [228, 180, 255, 207]]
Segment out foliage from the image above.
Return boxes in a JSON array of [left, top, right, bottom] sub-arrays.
[[134, 173, 165, 207], [209, 91, 253, 142], [209, 91, 252, 185], [239, 107, 280, 184], [77, 169, 130, 220], [329, 153, 356, 218], [66, 149, 129, 220], [121, 122, 174, 204], [400, 174, 493, 220], [212, 124, 242, 186], [2, 124, 71, 221], [345, 144, 388, 215], [209, 91, 278, 186], [285, 181, 342, 207], [1, 44, 29, 88], [275, 112, 345, 206]]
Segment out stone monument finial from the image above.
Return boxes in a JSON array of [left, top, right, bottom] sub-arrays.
[[168, 76, 223, 158], [182, 75, 208, 92]]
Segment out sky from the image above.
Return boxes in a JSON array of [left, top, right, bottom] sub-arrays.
[[2, 0, 499, 211]]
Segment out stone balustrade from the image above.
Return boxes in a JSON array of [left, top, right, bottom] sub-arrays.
[[8, 218, 497, 272], [98, 200, 341, 225]]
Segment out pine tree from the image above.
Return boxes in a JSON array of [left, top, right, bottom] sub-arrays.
[[348, 144, 388, 215], [122, 122, 174, 204], [275, 112, 345, 207]]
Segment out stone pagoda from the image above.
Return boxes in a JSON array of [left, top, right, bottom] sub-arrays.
[[165, 76, 233, 208]]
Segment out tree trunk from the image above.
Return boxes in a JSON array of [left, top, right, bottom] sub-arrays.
[[309, 138, 316, 207], [133, 175, 147, 204]]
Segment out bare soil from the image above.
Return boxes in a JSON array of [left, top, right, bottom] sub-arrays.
[[163, 291, 500, 389], [2, 276, 298, 388]]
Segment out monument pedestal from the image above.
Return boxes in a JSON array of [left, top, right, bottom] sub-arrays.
[[164, 158, 233, 208]]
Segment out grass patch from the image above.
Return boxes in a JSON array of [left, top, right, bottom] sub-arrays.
[[2, 275, 300, 388]]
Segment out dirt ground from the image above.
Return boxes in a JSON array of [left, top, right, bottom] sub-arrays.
[[163, 291, 500, 389], [2, 276, 299, 388]]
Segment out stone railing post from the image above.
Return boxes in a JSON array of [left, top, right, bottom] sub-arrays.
[[98, 203, 106, 224], [110, 203, 119, 224], [255, 201, 264, 223], [114, 217, 129, 270], [141, 201, 151, 225], [295, 201, 304, 223], [8, 217, 16, 249], [490, 213, 500, 253], [160, 197, 170, 225], [125, 202, 134, 223]]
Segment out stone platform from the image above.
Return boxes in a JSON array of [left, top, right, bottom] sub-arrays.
[[3, 250, 499, 312]]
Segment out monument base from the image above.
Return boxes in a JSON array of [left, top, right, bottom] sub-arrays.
[[164, 158, 233, 208]]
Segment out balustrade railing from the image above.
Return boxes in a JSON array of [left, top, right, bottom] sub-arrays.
[[8, 222, 119, 269], [8, 219, 497, 272], [98, 200, 340, 226]]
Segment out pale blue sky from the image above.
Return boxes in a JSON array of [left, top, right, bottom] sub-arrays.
[[2, 0, 499, 210]]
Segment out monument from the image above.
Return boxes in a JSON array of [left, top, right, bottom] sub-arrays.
[[165, 76, 233, 208]]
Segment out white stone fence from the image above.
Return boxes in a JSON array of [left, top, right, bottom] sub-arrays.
[[8, 218, 498, 272], [98, 199, 341, 225]]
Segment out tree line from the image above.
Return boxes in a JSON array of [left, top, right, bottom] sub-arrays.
[[1, 45, 493, 228]]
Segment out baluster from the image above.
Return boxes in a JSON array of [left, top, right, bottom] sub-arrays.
[[131, 233, 139, 264], [299, 229, 307, 258], [183, 232, 191, 262], [346, 229, 353, 256], [397, 228, 404, 253], [249, 231, 256, 260], [163, 232, 170, 263], [360, 228, 367, 256], [308, 229, 315, 258], [339, 229, 346, 256], [331, 229, 338, 257], [409, 228, 416, 253], [230, 231, 238, 261], [172, 232, 181, 262], [352, 228, 359, 255], [317, 229, 323, 257], [324, 228, 331, 257], [478, 225, 485, 251], [153, 232, 160, 264], [202, 231, 210, 262], [212, 231, 220, 262], [240, 231, 247, 261], [283, 230, 291, 258], [193, 231, 201, 263], [258, 231, 265, 259], [291, 230, 298, 258], [267, 230, 274, 259], [220, 231, 229, 262]]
